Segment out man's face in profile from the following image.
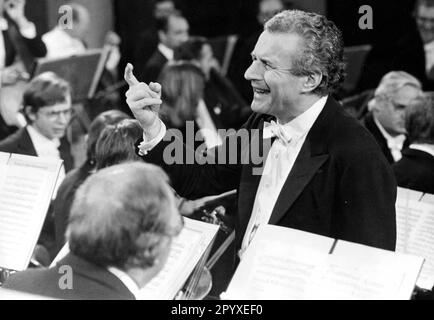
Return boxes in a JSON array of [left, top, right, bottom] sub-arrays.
[[244, 31, 306, 122], [28, 97, 72, 140], [416, 4, 434, 44], [375, 85, 421, 136], [162, 16, 189, 50]]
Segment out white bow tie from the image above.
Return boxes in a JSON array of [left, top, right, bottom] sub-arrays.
[[387, 134, 406, 151], [263, 120, 292, 145]]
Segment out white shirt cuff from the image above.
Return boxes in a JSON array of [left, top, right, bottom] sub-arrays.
[[137, 120, 166, 156], [19, 22, 37, 39]]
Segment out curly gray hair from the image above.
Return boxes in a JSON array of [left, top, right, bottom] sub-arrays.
[[265, 10, 346, 96]]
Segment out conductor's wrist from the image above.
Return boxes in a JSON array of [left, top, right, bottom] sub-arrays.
[[143, 118, 161, 141]]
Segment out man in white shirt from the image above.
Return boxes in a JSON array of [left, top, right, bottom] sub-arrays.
[[42, 3, 89, 59], [139, 10, 189, 83], [125, 10, 397, 262], [3, 162, 183, 299], [363, 71, 423, 163], [0, 72, 74, 172]]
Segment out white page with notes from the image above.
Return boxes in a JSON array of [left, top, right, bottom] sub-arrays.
[[0, 154, 62, 271]]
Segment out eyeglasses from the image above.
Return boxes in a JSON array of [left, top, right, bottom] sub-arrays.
[[416, 15, 434, 27], [38, 108, 72, 120]]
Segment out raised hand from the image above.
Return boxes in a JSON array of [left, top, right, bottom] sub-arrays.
[[124, 63, 162, 139], [4, 0, 27, 24]]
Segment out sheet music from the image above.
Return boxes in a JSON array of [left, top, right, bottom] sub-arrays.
[[223, 225, 423, 300], [223, 225, 335, 300], [0, 154, 62, 271], [137, 218, 219, 300], [396, 188, 434, 290], [405, 201, 434, 290], [317, 241, 424, 300]]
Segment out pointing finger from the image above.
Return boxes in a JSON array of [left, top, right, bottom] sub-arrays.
[[124, 63, 139, 87]]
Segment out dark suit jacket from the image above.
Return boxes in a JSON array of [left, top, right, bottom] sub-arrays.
[[362, 112, 409, 164], [393, 148, 434, 195], [139, 48, 168, 84], [140, 97, 397, 252], [0, 127, 73, 172], [3, 253, 135, 300]]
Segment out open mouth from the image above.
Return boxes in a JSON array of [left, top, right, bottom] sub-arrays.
[[252, 87, 270, 95]]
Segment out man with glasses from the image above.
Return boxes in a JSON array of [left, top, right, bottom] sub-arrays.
[[0, 71, 74, 261], [3, 162, 183, 299], [0, 71, 74, 172], [363, 71, 423, 164]]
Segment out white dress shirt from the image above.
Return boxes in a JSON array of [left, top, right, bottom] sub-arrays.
[[158, 43, 174, 61], [26, 126, 65, 197], [373, 116, 406, 162], [0, 17, 37, 69], [42, 27, 86, 59], [425, 40, 434, 75], [410, 143, 434, 158], [107, 267, 141, 299], [239, 96, 328, 257]]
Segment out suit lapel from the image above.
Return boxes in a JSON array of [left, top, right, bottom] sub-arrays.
[[16, 128, 37, 156], [268, 97, 339, 225], [269, 139, 329, 224]]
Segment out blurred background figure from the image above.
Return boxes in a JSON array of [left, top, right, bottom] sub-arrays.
[[174, 37, 251, 130], [134, 0, 176, 68], [393, 92, 434, 194], [158, 61, 223, 149], [362, 71, 423, 164], [3, 162, 183, 300], [42, 2, 89, 58], [53, 109, 130, 254], [137, 10, 189, 83]]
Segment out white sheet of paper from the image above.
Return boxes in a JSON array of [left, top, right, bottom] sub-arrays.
[[321, 240, 424, 300], [222, 225, 335, 300], [137, 218, 219, 300], [223, 225, 423, 300], [0, 154, 62, 271], [396, 188, 434, 290]]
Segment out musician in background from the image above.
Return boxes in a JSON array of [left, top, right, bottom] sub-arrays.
[[0, 72, 73, 172], [393, 92, 434, 194], [0, 0, 46, 85], [53, 110, 130, 254], [174, 37, 251, 130], [362, 71, 423, 164], [3, 162, 183, 300]]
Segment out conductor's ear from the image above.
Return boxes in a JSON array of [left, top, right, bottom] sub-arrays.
[[301, 72, 322, 94]]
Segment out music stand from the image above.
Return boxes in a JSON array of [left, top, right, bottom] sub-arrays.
[[31, 49, 107, 103]]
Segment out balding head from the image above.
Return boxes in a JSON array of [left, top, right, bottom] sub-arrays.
[[66, 162, 182, 286]]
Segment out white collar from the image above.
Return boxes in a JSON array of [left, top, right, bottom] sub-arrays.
[[410, 144, 434, 158], [158, 43, 174, 61], [107, 267, 141, 299], [0, 17, 7, 31], [373, 115, 406, 146], [263, 95, 328, 142], [27, 125, 60, 149]]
